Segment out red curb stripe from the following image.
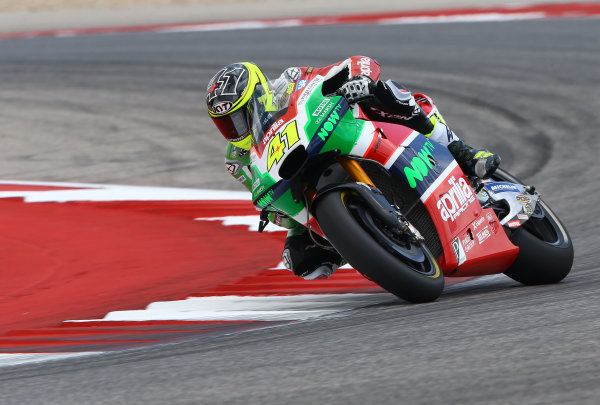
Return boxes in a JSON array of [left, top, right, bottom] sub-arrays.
[[1, 3, 599, 40], [56, 320, 259, 327], [3, 329, 215, 337], [0, 340, 158, 347]]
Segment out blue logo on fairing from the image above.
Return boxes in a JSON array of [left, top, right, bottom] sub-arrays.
[[485, 182, 520, 193], [296, 80, 308, 91]]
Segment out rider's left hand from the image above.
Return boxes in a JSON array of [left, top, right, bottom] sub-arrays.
[[337, 75, 376, 104]]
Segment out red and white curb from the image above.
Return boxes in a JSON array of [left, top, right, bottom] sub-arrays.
[[1, 2, 599, 40], [0, 180, 504, 367]]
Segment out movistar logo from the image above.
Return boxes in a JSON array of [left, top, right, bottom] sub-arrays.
[[404, 140, 436, 189], [316, 104, 343, 141]]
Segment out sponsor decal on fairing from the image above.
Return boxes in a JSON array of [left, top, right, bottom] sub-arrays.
[[451, 237, 467, 266], [485, 182, 520, 193], [403, 140, 436, 189], [262, 118, 285, 146], [315, 104, 344, 141], [461, 233, 475, 253], [357, 57, 372, 76], [472, 216, 485, 230], [476, 226, 492, 244], [437, 176, 476, 222], [296, 80, 308, 91], [297, 77, 323, 106], [312, 98, 332, 117]]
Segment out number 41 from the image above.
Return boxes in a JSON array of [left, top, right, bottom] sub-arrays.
[[267, 121, 300, 171]]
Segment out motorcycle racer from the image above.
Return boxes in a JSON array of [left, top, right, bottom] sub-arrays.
[[207, 56, 501, 280]]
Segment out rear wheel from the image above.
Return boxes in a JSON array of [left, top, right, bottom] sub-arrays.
[[493, 169, 574, 284], [313, 189, 444, 303], [504, 199, 573, 284]]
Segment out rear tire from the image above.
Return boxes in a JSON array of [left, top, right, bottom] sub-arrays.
[[492, 169, 574, 285], [314, 190, 444, 303], [504, 199, 574, 284]]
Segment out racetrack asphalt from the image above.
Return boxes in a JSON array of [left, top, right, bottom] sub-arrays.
[[0, 16, 599, 404]]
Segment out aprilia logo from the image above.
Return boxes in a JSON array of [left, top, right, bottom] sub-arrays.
[[437, 176, 476, 222], [358, 57, 372, 76]]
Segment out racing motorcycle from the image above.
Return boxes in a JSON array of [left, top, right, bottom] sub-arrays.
[[249, 66, 574, 303]]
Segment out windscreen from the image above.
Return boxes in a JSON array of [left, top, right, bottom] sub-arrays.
[[250, 73, 295, 145]]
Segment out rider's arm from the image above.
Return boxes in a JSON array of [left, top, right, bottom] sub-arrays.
[[225, 142, 252, 192], [225, 142, 301, 230]]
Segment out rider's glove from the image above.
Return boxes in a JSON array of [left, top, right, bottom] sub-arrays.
[[337, 75, 375, 104]]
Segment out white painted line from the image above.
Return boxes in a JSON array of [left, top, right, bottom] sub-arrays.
[[0, 352, 103, 367], [0, 180, 251, 202], [68, 294, 393, 322], [377, 12, 547, 26]]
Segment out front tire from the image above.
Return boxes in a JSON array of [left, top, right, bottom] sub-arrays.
[[313, 190, 444, 303]]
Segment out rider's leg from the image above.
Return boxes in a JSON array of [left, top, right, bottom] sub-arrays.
[[370, 80, 501, 179], [426, 110, 501, 179]]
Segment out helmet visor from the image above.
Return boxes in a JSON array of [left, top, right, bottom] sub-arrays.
[[211, 107, 251, 144]]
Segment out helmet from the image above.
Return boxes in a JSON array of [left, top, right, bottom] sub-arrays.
[[206, 62, 271, 150]]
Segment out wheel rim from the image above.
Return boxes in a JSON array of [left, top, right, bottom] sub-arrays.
[[342, 192, 439, 277], [523, 201, 570, 248]]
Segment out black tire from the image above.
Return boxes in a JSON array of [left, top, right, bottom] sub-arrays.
[[313, 189, 444, 303], [504, 199, 574, 284], [492, 169, 574, 285]]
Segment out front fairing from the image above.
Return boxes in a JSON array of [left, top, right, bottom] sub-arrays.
[[249, 75, 363, 222]]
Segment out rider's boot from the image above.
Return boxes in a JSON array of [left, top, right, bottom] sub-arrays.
[[281, 227, 345, 280], [447, 139, 501, 179]]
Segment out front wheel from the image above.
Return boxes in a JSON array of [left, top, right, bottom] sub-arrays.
[[313, 190, 444, 303]]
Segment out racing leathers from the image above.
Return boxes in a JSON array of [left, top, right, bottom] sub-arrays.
[[223, 56, 500, 280]]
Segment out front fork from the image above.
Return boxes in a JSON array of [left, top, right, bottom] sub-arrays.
[[311, 157, 424, 243], [338, 156, 375, 186]]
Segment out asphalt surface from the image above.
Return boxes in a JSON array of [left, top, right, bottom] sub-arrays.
[[1, 18, 599, 404]]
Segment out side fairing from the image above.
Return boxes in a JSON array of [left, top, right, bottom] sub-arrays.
[[379, 129, 517, 275]]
